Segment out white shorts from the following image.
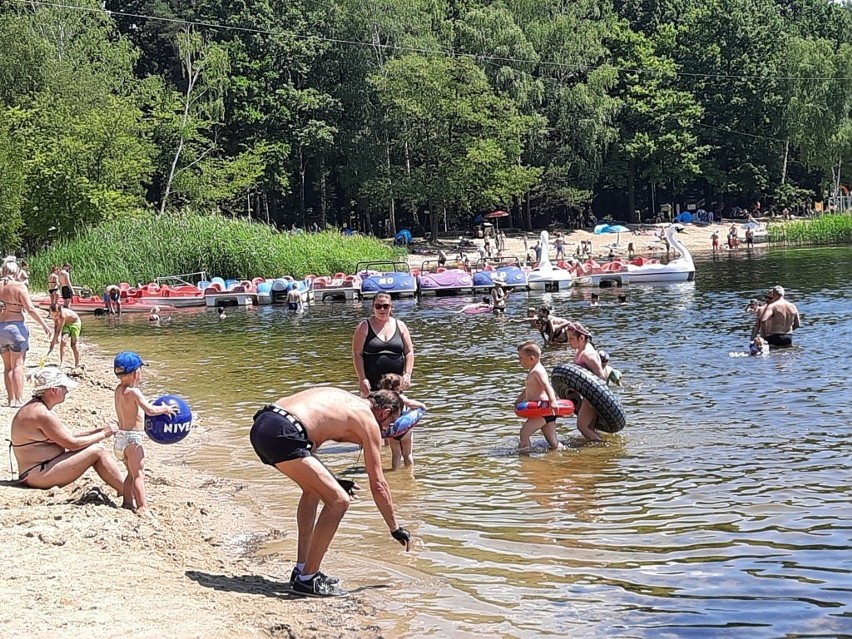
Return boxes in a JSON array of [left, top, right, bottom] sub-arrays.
[[114, 430, 145, 461]]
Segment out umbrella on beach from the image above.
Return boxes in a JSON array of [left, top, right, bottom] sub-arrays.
[[484, 210, 510, 232], [595, 224, 630, 245]]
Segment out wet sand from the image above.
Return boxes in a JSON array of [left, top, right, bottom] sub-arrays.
[[0, 329, 384, 639]]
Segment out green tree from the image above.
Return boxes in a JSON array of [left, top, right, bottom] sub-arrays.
[[0, 3, 155, 245], [372, 54, 542, 240], [604, 22, 706, 221]]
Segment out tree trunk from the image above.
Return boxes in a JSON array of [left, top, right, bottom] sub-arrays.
[[385, 133, 397, 236], [319, 157, 328, 229], [524, 190, 532, 230], [298, 148, 306, 224], [627, 161, 636, 223]]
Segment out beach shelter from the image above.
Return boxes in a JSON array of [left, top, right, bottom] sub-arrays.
[[484, 210, 510, 232], [593, 224, 611, 235]]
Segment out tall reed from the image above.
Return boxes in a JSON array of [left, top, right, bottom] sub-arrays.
[[29, 213, 400, 290], [767, 214, 852, 245]]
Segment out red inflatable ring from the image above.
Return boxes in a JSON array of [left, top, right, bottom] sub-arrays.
[[514, 399, 575, 418]]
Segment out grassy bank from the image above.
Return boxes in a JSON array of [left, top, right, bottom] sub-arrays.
[[29, 213, 400, 290], [768, 213, 852, 245]]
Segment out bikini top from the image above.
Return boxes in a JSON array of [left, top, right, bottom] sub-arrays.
[[0, 279, 25, 312]]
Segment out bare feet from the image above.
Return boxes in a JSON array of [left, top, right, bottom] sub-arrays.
[[548, 442, 565, 451], [121, 501, 134, 510]]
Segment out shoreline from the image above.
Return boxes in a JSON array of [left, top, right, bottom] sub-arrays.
[[404, 221, 744, 269], [0, 329, 385, 638]]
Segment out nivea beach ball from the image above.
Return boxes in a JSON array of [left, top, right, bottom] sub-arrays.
[[144, 395, 193, 444]]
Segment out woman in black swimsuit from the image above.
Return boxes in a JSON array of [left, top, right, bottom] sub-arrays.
[[352, 293, 416, 469], [352, 293, 415, 396]]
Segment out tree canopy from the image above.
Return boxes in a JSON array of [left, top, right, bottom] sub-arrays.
[[1, 0, 851, 252]]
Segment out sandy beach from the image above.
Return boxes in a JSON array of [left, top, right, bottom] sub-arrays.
[[0, 329, 386, 639], [406, 221, 738, 268]]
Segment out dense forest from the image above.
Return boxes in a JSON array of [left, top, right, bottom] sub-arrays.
[[2, 0, 851, 252]]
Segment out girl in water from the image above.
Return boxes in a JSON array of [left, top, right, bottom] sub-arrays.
[[378, 373, 426, 469], [565, 322, 606, 442]]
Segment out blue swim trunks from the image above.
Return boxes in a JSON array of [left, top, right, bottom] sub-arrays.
[[0, 321, 30, 354]]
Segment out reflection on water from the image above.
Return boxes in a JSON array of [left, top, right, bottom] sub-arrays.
[[83, 246, 852, 638]]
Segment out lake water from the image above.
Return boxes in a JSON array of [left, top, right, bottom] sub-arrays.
[[83, 246, 852, 638]]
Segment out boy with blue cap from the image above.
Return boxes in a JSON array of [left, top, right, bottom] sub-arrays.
[[113, 351, 177, 515]]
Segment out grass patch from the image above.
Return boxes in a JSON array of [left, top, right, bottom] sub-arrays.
[[768, 213, 852, 245], [29, 212, 401, 290]]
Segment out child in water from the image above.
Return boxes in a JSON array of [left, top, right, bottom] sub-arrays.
[[749, 335, 769, 356], [217, 306, 226, 320], [378, 373, 426, 469], [598, 350, 623, 386], [515, 341, 562, 451], [149, 306, 160, 323], [113, 351, 177, 515]]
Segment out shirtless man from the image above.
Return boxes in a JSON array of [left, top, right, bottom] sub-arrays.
[[752, 285, 800, 348], [58, 263, 73, 309], [249, 387, 411, 597], [286, 287, 303, 311], [1, 260, 52, 406], [10, 368, 123, 491]]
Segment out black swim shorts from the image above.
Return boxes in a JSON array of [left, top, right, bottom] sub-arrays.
[[250, 405, 313, 465], [765, 333, 793, 348], [61, 285, 73, 300]]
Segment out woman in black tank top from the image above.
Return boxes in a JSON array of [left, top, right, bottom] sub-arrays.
[[352, 294, 415, 396]]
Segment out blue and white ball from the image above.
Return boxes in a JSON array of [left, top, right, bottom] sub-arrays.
[[144, 395, 193, 444]]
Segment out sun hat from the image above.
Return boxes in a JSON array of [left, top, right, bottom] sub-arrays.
[[30, 367, 78, 393], [114, 351, 148, 375]]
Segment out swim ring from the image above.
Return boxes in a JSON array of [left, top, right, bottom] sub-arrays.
[[383, 407, 425, 440], [514, 399, 575, 418], [551, 364, 626, 433]]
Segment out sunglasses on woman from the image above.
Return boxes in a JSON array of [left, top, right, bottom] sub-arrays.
[[374, 304, 392, 310]]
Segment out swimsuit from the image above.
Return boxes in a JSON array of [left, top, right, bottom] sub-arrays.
[[765, 333, 793, 348], [62, 319, 82, 339], [0, 321, 29, 353], [61, 285, 73, 300], [250, 405, 314, 465], [361, 319, 405, 391], [8, 428, 59, 486], [288, 302, 300, 310], [114, 430, 145, 461]]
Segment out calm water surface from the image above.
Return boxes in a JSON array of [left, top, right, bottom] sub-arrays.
[[84, 246, 852, 638]]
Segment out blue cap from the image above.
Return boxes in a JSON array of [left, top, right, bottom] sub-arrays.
[[114, 351, 147, 375]]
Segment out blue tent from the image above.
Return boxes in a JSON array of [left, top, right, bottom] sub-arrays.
[[394, 229, 413, 245], [676, 211, 693, 223]]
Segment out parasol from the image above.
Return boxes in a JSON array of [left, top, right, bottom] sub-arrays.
[[484, 210, 510, 232]]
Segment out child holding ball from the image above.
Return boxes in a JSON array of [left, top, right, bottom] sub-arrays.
[[113, 351, 176, 515], [378, 373, 426, 469]]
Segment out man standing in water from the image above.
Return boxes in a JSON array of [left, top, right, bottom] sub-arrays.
[[752, 285, 801, 348], [249, 387, 412, 597]]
